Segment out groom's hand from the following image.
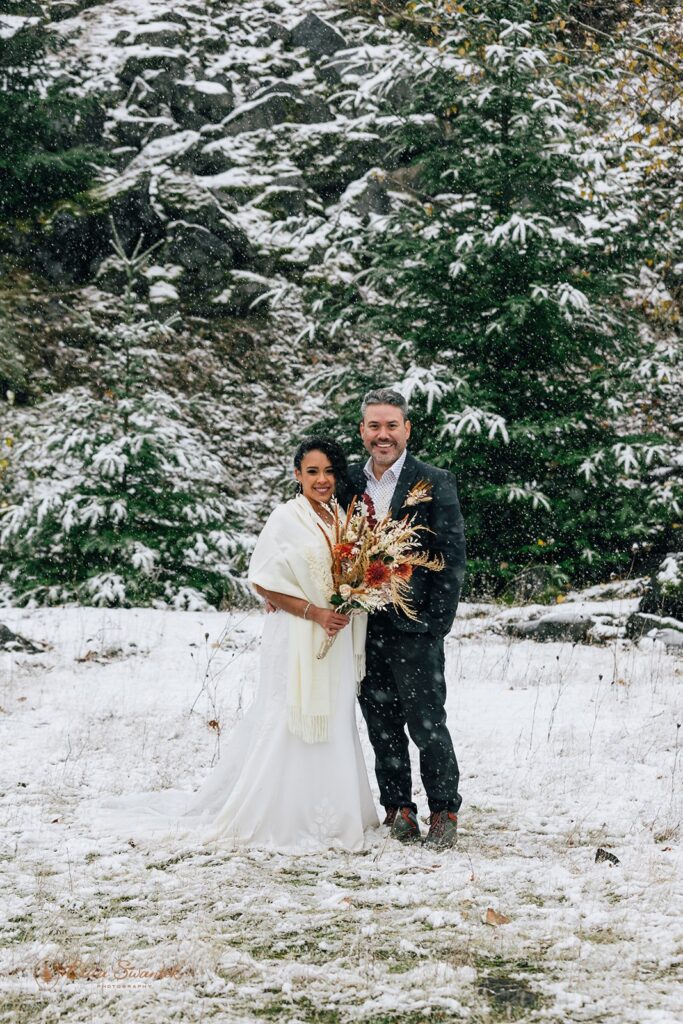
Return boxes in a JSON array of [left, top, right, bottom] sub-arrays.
[[264, 599, 277, 614]]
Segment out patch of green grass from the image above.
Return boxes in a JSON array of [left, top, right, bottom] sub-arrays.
[[583, 927, 621, 945], [1, 914, 37, 945], [0, 992, 49, 1024], [275, 867, 321, 886], [247, 933, 342, 964], [475, 955, 548, 1021], [360, 1013, 459, 1023], [260, 998, 341, 1023], [519, 891, 545, 907]]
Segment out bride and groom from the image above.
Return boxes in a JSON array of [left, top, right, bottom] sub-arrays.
[[89, 388, 466, 853]]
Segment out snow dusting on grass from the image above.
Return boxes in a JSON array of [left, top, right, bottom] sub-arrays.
[[0, 605, 681, 1022]]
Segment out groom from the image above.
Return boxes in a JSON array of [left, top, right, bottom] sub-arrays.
[[342, 388, 466, 848]]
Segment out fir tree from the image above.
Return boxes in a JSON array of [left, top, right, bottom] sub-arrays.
[[307, 0, 677, 595], [0, 227, 250, 609], [0, 2, 103, 223]]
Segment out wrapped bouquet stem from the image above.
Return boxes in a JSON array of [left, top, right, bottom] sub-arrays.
[[315, 491, 443, 661]]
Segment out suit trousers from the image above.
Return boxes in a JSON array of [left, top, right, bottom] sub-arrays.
[[359, 618, 462, 815]]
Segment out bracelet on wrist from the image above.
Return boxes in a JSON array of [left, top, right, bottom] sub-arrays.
[[303, 602, 312, 620]]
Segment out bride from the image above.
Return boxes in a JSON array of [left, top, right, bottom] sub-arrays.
[[83, 437, 379, 853]]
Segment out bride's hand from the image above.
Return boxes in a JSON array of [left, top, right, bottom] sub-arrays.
[[311, 608, 350, 637]]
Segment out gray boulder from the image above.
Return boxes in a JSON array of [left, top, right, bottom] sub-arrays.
[[505, 611, 595, 643], [253, 182, 314, 218], [110, 114, 175, 149], [286, 13, 348, 59], [211, 270, 273, 316], [51, 0, 101, 20], [120, 50, 187, 86], [336, 172, 391, 218], [126, 23, 188, 48], [171, 79, 235, 129], [256, 22, 291, 46], [94, 170, 166, 251], [290, 123, 389, 196], [0, 623, 42, 654], [625, 610, 683, 638], [129, 69, 178, 111], [28, 206, 110, 285], [154, 171, 254, 263], [318, 55, 370, 86], [221, 83, 332, 136], [165, 222, 236, 290]]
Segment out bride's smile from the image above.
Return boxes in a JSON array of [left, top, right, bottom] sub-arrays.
[[294, 451, 336, 505]]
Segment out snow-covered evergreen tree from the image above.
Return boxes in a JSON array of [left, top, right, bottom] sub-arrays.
[[306, 0, 679, 594], [0, 3, 103, 223], [0, 230, 250, 609]]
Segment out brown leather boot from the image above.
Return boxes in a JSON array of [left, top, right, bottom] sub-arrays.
[[425, 810, 458, 848]]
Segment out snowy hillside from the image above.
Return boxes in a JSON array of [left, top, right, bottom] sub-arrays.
[[1, 0, 680, 608], [42, 0, 408, 308], [0, 604, 681, 1021], [3, 0, 422, 544]]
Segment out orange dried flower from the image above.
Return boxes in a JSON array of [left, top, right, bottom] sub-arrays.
[[365, 561, 391, 588], [334, 543, 355, 559], [393, 562, 413, 580]]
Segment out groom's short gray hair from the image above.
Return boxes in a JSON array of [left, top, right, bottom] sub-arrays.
[[361, 387, 409, 421]]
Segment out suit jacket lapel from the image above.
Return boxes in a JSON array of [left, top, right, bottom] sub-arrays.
[[389, 452, 420, 519], [348, 463, 366, 504]]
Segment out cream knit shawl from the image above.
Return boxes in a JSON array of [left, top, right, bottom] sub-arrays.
[[247, 495, 366, 744]]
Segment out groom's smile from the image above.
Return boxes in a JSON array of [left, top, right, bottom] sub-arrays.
[[360, 403, 411, 477]]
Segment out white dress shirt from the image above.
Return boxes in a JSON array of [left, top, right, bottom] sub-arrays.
[[362, 448, 408, 519]]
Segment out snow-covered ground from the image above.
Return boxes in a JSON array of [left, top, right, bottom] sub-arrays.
[[0, 604, 681, 1022]]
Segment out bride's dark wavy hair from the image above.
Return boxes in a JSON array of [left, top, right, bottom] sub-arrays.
[[293, 435, 350, 495]]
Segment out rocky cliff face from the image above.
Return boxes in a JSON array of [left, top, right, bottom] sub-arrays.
[[34, 0, 410, 320], [2, 1, 420, 534]]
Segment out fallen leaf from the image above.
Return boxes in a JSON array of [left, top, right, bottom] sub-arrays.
[[207, 719, 220, 732], [484, 907, 510, 926], [17, 696, 27, 702]]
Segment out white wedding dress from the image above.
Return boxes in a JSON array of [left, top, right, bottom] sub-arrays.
[[83, 609, 379, 853]]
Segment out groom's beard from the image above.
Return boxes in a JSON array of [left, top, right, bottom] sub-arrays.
[[371, 441, 403, 466]]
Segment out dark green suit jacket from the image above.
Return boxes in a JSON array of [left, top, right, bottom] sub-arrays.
[[340, 452, 466, 637]]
